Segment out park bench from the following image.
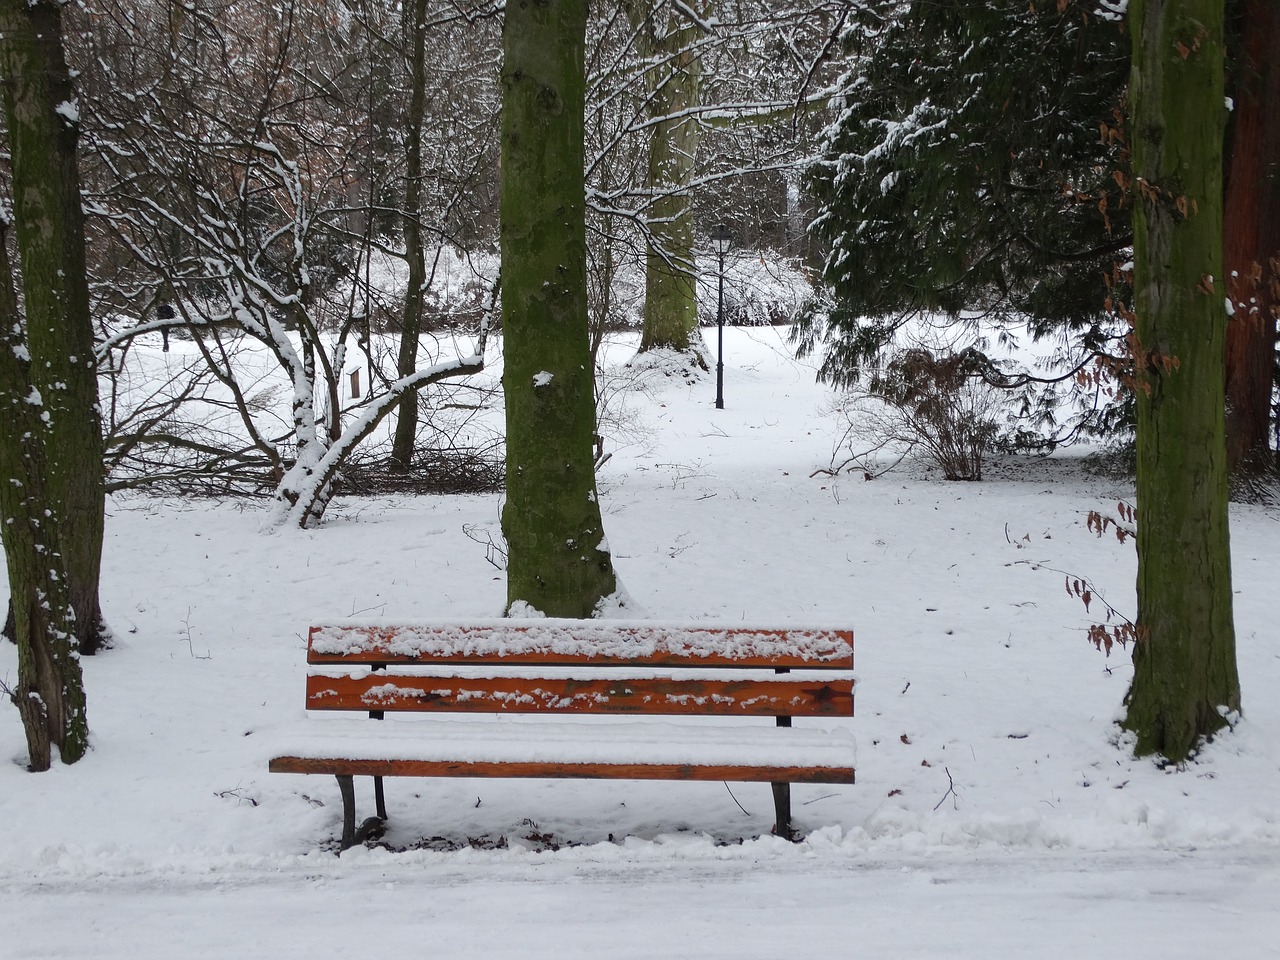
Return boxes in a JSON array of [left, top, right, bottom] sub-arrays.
[[269, 619, 855, 849]]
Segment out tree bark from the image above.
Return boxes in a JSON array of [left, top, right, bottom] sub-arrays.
[[0, 195, 89, 771], [1222, 0, 1280, 478], [500, 0, 618, 617], [0, 0, 106, 657], [390, 0, 431, 471], [1123, 0, 1241, 762]]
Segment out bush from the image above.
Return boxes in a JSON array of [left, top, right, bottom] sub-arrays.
[[826, 345, 1015, 482], [869, 347, 1001, 480]]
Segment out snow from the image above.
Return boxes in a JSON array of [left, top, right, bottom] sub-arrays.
[[269, 717, 857, 770], [54, 100, 79, 125], [308, 619, 852, 663], [2, 327, 1279, 956]]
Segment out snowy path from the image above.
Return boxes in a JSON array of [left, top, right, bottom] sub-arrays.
[[8, 848, 1277, 959]]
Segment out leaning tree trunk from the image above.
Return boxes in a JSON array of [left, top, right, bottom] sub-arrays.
[[1223, 0, 1280, 479], [627, 1, 707, 355], [390, 0, 431, 471], [0, 0, 106, 657], [500, 0, 618, 617], [1123, 0, 1241, 762]]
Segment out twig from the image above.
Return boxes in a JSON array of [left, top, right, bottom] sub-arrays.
[[463, 523, 508, 571], [722, 781, 751, 816], [932, 766, 959, 811], [181, 607, 210, 660], [1013, 558, 1144, 654], [214, 787, 259, 807], [801, 793, 839, 806]]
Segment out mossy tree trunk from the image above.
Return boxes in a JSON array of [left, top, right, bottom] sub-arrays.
[[1123, 0, 1241, 762], [0, 226, 88, 769], [626, 1, 707, 355], [1222, 0, 1280, 479], [0, 0, 106, 659], [390, 0, 431, 471], [500, 0, 618, 617], [0, 0, 97, 767]]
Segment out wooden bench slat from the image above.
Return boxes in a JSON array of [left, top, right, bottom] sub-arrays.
[[308, 621, 854, 669], [305, 672, 854, 717], [270, 756, 855, 784], [267, 716, 856, 774]]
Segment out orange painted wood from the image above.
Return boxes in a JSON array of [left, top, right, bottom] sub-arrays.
[[269, 755, 856, 784], [307, 623, 853, 669], [305, 673, 854, 717]]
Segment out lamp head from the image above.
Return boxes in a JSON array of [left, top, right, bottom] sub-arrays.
[[711, 224, 732, 257]]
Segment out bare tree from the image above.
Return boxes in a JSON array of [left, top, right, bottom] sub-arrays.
[[81, 0, 493, 524], [586, 1, 842, 357]]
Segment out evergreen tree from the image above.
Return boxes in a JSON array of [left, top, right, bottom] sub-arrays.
[[800, 1, 1130, 389]]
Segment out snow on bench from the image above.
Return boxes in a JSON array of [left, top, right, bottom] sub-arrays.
[[270, 619, 855, 848]]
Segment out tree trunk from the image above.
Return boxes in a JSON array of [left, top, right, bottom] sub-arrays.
[[1222, 0, 1280, 479], [628, 1, 707, 355], [1123, 0, 1241, 762], [390, 0, 431, 471], [0, 0, 106, 657], [0, 194, 89, 771], [500, 0, 618, 617]]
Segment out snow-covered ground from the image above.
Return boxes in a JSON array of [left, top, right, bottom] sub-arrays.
[[2, 328, 1278, 958]]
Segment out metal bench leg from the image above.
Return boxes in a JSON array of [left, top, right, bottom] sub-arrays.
[[772, 689, 796, 841], [336, 775, 357, 850], [369, 675, 388, 824], [772, 782, 793, 840]]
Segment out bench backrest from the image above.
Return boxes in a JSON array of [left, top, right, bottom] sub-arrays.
[[305, 620, 854, 719]]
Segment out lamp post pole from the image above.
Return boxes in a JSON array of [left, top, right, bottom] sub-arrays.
[[711, 224, 731, 410]]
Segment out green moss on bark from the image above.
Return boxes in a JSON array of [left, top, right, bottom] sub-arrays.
[[499, 0, 617, 617], [0, 0, 106, 656], [0, 207, 88, 770], [1123, 0, 1241, 762]]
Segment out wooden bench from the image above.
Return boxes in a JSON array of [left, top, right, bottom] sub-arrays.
[[269, 619, 855, 848]]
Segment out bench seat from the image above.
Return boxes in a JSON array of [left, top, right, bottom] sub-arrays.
[[270, 717, 857, 779]]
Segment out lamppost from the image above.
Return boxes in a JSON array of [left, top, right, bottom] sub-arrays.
[[711, 224, 732, 409]]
